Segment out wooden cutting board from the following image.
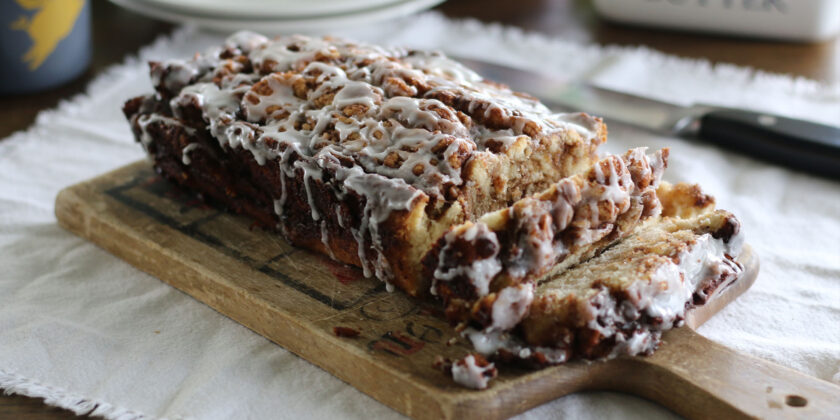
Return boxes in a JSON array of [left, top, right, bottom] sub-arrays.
[[55, 161, 840, 419]]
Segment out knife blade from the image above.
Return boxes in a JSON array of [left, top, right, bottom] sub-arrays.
[[455, 57, 840, 179]]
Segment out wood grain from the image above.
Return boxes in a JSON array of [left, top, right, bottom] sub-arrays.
[[52, 161, 840, 419]]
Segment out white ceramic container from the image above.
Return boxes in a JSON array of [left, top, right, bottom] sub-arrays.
[[593, 0, 840, 42]]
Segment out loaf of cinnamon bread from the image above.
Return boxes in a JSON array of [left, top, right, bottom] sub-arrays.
[[123, 32, 606, 296]]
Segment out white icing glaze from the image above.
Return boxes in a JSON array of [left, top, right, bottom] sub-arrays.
[[402, 51, 483, 85], [134, 114, 196, 153], [462, 328, 569, 364], [181, 143, 203, 165], [553, 181, 578, 232], [432, 223, 502, 296], [489, 284, 535, 331], [506, 201, 556, 280], [464, 328, 507, 355], [152, 59, 199, 94], [592, 155, 632, 214], [273, 198, 284, 218], [333, 80, 381, 109], [451, 355, 496, 390], [648, 148, 667, 186], [629, 231, 742, 326], [243, 75, 303, 122], [320, 220, 336, 259], [581, 287, 620, 337], [531, 346, 570, 364], [335, 161, 422, 284], [573, 156, 633, 246], [249, 35, 339, 73], [224, 30, 269, 53], [608, 330, 658, 358]]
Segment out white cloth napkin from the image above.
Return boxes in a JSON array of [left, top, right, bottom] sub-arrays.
[[1, 12, 838, 420]]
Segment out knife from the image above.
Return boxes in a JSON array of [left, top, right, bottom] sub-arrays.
[[455, 57, 840, 180]]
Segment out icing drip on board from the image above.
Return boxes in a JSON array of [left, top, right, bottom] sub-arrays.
[[450, 354, 497, 390]]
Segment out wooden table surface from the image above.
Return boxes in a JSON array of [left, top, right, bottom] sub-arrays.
[[1, 0, 837, 418]]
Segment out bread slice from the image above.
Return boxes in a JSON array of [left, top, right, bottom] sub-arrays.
[[522, 208, 742, 358], [123, 32, 607, 296], [459, 201, 743, 367], [422, 148, 668, 331]]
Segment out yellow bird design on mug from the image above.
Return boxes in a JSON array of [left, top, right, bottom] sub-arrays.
[[9, 0, 85, 71]]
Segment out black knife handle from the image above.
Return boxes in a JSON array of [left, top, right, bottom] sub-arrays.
[[697, 109, 840, 179]]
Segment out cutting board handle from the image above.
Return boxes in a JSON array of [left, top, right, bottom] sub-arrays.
[[613, 327, 840, 419]]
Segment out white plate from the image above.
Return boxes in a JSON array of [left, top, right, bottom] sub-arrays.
[[110, 0, 445, 33], [138, 0, 406, 19]]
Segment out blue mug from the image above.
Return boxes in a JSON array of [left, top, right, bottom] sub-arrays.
[[0, 0, 91, 94]]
